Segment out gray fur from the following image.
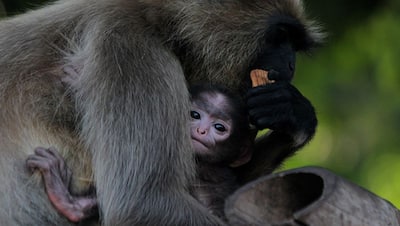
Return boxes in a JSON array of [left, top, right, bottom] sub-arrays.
[[0, 0, 321, 225]]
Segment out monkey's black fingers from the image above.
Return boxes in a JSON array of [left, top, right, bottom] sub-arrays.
[[266, 69, 280, 81], [249, 109, 293, 130], [253, 116, 293, 131], [247, 83, 282, 96], [247, 93, 291, 112], [248, 103, 292, 120], [252, 118, 274, 130], [247, 95, 291, 109], [246, 82, 291, 98]]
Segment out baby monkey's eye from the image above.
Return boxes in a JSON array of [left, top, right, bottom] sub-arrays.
[[214, 123, 226, 132], [190, 111, 201, 119]]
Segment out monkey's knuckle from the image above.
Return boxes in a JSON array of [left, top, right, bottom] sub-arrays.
[[37, 162, 50, 172], [46, 160, 58, 169]]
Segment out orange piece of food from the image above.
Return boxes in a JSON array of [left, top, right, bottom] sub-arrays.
[[250, 69, 275, 87]]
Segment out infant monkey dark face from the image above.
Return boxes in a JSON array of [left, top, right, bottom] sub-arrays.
[[190, 92, 233, 155], [189, 85, 251, 166]]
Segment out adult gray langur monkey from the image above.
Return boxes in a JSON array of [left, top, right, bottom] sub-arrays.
[[0, 0, 323, 225]]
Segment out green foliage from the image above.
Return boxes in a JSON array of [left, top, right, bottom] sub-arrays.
[[0, 1, 5, 18], [2, 0, 49, 15], [283, 5, 400, 208]]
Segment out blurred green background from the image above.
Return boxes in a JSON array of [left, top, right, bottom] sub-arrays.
[[1, 0, 399, 208]]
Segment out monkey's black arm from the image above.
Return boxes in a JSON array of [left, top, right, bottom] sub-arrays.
[[236, 83, 317, 183]]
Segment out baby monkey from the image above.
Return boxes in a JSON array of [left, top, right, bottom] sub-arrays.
[[189, 84, 254, 219], [26, 84, 254, 222]]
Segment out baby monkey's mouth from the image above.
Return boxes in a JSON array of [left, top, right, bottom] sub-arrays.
[[191, 137, 210, 150]]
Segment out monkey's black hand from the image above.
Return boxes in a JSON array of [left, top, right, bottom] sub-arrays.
[[246, 82, 317, 136]]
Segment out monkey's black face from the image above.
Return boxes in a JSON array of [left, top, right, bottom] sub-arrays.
[[169, 2, 322, 92], [252, 42, 296, 82], [250, 15, 318, 83]]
